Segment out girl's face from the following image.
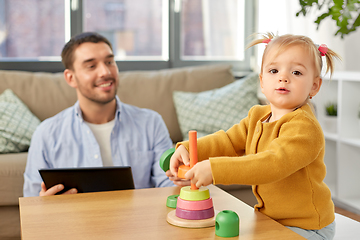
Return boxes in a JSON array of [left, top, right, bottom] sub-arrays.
[[259, 44, 322, 114]]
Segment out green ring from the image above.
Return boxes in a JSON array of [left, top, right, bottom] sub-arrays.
[[179, 186, 210, 201], [166, 194, 179, 208], [159, 148, 175, 172]]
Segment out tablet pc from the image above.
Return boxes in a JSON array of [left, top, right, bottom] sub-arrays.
[[39, 166, 135, 195]]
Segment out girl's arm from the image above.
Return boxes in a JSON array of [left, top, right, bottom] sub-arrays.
[[210, 113, 324, 186]]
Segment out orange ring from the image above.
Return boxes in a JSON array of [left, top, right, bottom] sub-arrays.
[[178, 165, 191, 179]]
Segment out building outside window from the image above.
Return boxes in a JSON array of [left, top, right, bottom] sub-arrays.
[[0, 0, 254, 72]]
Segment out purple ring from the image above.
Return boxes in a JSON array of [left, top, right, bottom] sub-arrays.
[[176, 206, 215, 220]]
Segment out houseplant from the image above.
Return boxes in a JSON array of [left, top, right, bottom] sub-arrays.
[[296, 0, 360, 38], [323, 102, 338, 133], [325, 102, 338, 116]]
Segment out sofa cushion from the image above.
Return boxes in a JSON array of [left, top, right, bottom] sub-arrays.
[[173, 72, 259, 140], [117, 64, 234, 142], [0, 70, 78, 121], [0, 89, 40, 153]]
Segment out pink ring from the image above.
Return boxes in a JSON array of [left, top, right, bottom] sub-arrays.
[[176, 207, 215, 220], [177, 197, 213, 211]]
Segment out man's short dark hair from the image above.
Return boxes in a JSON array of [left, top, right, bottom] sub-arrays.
[[61, 32, 113, 70]]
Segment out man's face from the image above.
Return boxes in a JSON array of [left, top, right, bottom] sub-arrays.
[[70, 42, 119, 105]]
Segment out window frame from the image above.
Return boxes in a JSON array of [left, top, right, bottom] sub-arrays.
[[0, 0, 255, 73]]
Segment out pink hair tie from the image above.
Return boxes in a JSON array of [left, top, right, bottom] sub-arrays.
[[262, 39, 271, 44], [318, 44, 328, 56]]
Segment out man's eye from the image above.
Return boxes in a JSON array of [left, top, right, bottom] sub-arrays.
[[292, 71, 302, 76], [269, 69, 278, 74], [106, 59, 115, 65]]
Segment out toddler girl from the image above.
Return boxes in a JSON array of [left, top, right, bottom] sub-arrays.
[[167, 33, 341, 240]]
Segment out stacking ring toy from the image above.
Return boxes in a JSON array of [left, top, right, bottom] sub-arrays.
[[166, 194, 179, 208], [176, 207, 214, 220], [180, 186, 210, 201], [177, 197, 213, 211], [159, 148, 175, 172], [177, 165, 191, 179]]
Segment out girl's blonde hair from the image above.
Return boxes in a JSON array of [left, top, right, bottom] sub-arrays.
[[247, 32, 341, 78]]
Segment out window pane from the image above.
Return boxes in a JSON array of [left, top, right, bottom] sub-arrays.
[[83, 0, 167, 60], [0, 0, 65, 59], [181, 0, 244, 60]]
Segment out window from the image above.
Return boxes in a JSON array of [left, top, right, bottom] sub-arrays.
[[180, 0, 244, 61], [0, 0, 65, 59], [0, 0, 254, 72], [83, 0, 167, 60]]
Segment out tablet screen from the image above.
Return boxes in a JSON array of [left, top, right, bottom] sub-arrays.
[[39, 166, 135, 194]]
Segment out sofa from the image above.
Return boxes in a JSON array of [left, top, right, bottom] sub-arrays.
[[0, 64, 259, 239]]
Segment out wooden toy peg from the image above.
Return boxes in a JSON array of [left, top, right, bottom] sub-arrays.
[[189, 130, 198, 190]]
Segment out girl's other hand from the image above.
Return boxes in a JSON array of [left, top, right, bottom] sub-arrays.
[[169, 145, 190, 177]]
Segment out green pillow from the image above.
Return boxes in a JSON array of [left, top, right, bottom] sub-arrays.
[[0, 89, 40, 153], [173, 73, 259, 140]]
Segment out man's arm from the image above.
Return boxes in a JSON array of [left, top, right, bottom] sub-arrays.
[[23, 124, 77, 196], [23, 126, 50, 197]]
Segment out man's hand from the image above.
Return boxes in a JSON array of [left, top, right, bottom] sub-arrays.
[[39, 182, 78, 196], [185, 160, 213, 188], [165, 170, 191, 186]]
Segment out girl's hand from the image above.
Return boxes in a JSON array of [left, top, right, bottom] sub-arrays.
[[185, 160, 213, 188], [169, 145, 190, 177]]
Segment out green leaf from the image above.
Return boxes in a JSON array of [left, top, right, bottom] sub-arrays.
[[296, 0, 320, 16], [350, 13, 360, 30], [329, 6, 341, 22], [333, 0, 344, 7], [315, 12, 331, 26]]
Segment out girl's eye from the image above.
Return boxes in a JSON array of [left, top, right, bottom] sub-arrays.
[[292, 71, 302, 76], [269, 69, 278, 74]]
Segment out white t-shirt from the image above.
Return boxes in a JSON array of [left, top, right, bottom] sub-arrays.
[[85, 119, 115, 166]]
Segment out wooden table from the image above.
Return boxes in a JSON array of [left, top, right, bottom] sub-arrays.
[[19, 185, 305, 239]]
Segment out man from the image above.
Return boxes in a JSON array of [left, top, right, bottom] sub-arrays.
[[23, 32, 174, 197]]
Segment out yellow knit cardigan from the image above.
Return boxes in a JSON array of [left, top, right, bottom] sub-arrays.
[[178, 104, 334, 230]]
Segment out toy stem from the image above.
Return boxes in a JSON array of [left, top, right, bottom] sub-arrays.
[[189, 130, 198, 190]]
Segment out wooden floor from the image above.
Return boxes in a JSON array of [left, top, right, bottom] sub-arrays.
[[335, 206, 360, 222]]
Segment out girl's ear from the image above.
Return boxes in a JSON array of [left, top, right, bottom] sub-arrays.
[[259, 73, 265, 94], [64, 69, 78, 88], [310, 76, 322, 97]]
